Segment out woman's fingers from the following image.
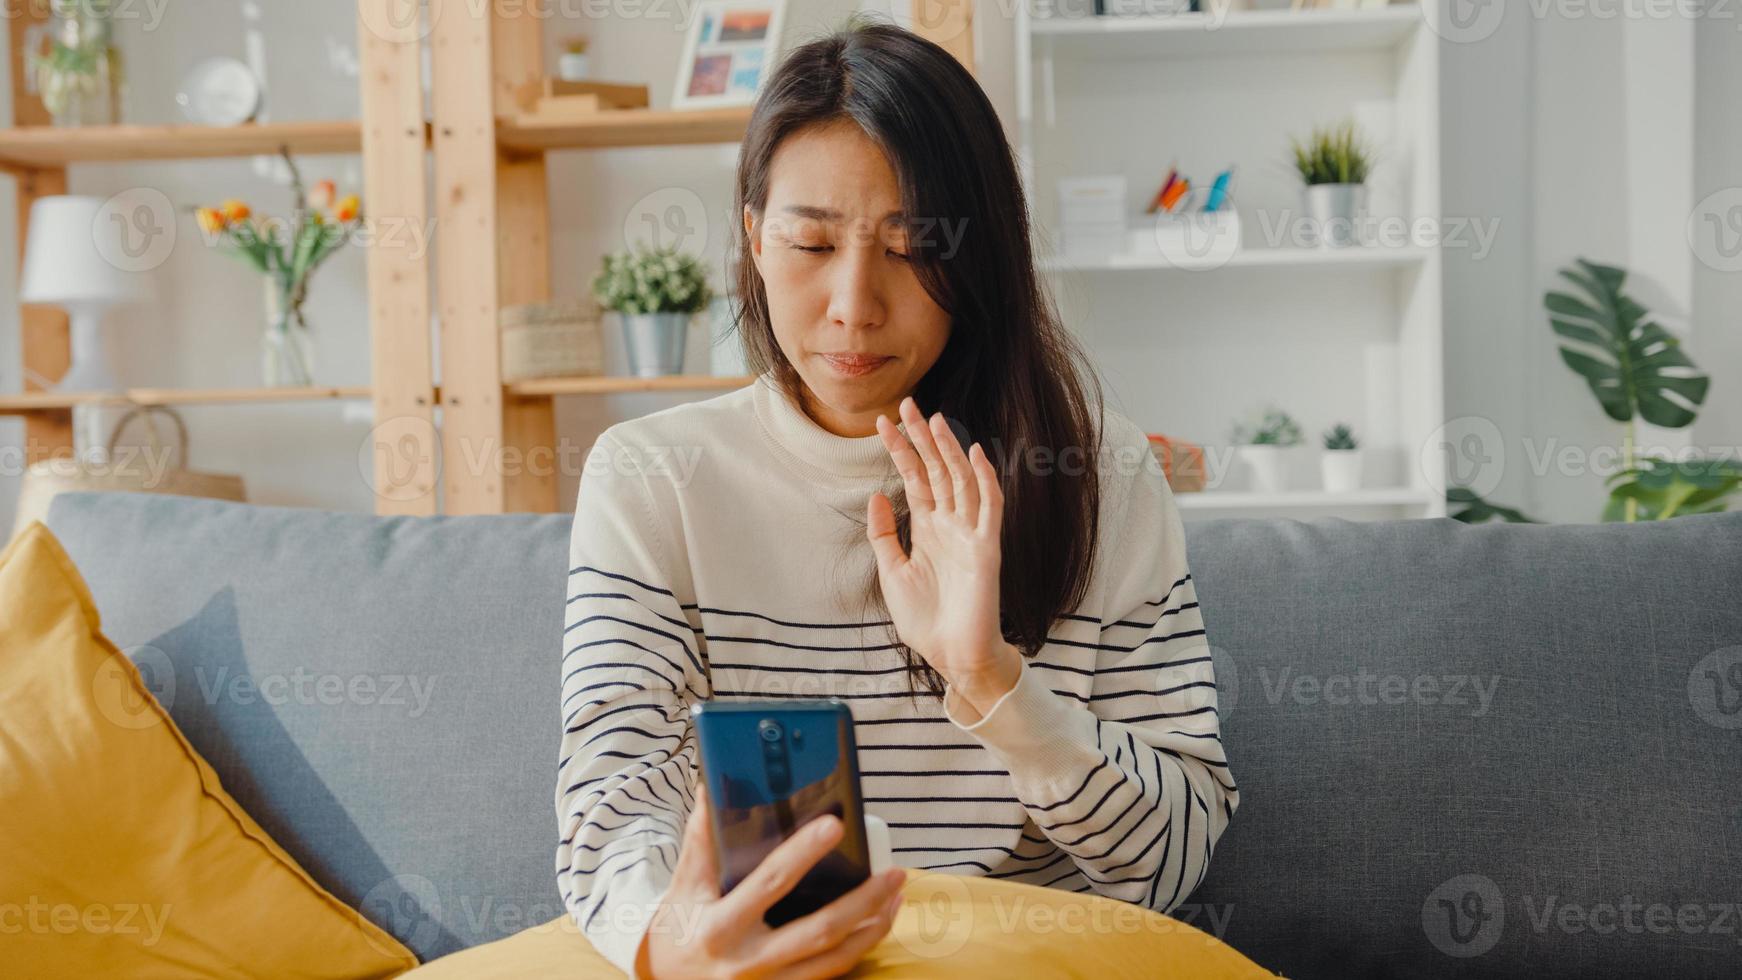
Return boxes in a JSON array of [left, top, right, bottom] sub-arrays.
[[876, 413, 934, 512], [929, 412, 978, 521], [717, 813, 845, 935], [766, 886, 903, 980], [897, 398, 953, 513], [865, 491, 907, 574], [670, 783, 720, 897], [755, 868, 906, 968], [971, 442, 1004, 539]]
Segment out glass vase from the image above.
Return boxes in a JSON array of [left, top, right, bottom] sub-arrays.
[[261, 275, 315, 387], [26, 0, 125, 127]]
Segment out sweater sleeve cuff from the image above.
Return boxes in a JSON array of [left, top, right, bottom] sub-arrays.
[[579, 877, 669, 979], [944, 659, 1100, 791]]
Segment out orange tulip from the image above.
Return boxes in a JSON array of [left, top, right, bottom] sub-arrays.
[[307, 179, 336, 212], [220, 199, 250, 223], [335, 195, 361, 223], [196, 207, 226, 234]]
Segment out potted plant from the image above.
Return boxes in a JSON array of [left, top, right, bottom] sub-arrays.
[[1231, 408, 1301, 494], [559, 36, 590, 81], [1452, 257, 1738, 523], [1320, 423, 1362, 493], [1290, 120, 1373, 248], [194, 149, 363, 387], [592, 244, 713, 378]]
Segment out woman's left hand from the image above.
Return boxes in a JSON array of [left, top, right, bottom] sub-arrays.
[[867, 396, 1021, 714]]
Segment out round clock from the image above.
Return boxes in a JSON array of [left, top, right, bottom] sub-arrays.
[[175, 57, 262, 126]]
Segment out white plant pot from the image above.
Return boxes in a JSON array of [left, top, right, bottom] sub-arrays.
[[1238, 445, 1290, 493], [620, 311, 690, 378], [1320, 448, 1364, 493], [1301, 183, 1367, 248], [558, 52, 590, 81]]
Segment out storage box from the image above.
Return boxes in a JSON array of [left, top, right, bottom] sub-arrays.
[[499, 300, 605, 382], [1058, 176, 1128, 262]]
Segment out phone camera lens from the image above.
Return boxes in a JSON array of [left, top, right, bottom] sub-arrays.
[[759, 720, 783, 743]]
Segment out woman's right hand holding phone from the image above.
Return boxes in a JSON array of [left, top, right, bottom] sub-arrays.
[[635, 786, 907, 979]]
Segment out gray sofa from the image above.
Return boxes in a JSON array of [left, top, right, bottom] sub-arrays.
[[42, 491, 1742, 978]]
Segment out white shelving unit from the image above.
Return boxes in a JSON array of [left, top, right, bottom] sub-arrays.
[[1017, 1, 1447, 521]]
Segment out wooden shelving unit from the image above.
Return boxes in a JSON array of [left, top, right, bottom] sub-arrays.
[[3, 1, 437, 511], [426, 3, 972, 515], [5, 2, 970, 517], [497, 106, 752, 153], [0, 386, 372, 414], [504, 374, 753, 398], [0, 119, 371, 169]]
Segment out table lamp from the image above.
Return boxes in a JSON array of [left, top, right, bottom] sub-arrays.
[[20, 195, 158, 461]]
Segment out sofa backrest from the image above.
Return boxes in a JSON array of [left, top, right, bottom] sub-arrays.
[[43, 492, 1742, 976]]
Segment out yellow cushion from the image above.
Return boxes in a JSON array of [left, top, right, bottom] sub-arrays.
[[405, 869, 1274, 978], [0, 522, 419, 979]]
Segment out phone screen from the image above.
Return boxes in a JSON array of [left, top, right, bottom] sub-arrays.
[[693, 699, 871, 926]]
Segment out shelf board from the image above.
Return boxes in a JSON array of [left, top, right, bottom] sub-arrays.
[[1175, 487, 1438, 511], [1040, 244, 1432, 273], [1031, 6, 1423, 59], [497, 106, 752, 152], [506, 374, 754, 397], [0, 386, 371, 415], [0, 120, 369, 168]]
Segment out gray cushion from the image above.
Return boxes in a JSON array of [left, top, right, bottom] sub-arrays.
[[41, 492, 1742, 976], [45, 492, 572, 961]]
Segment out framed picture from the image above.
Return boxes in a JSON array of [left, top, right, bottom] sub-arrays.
[[672, 0, 786, 110]]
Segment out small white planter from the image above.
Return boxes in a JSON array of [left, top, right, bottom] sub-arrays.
[[558, 52, 590, 81], [1301, 183, 1367, 248], [1238, 445, 1290, 493], [1320, 448, 1364, 493]]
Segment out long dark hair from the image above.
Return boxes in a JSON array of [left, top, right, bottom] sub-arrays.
[[731, 17, 1105, 696]]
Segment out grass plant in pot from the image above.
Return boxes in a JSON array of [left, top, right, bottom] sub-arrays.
[[1291, 120, 1374, 249]]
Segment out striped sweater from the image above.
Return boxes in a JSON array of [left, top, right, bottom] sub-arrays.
[[556, 373, 1239, 974]]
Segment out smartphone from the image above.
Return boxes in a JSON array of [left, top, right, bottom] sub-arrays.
[[691, 699, 871, 927]]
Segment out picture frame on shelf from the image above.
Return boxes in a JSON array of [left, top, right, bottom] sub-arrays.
[[672, 0, 786, 110]]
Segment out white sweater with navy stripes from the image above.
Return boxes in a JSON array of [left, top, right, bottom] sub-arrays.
[[556, 373, 1239, 974]]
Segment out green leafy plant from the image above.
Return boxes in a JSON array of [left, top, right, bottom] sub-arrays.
[[1448, 488, 1539, 524], [1289, 121, 1373, 186], [1232, 408, 1302, 447], [592, 244, 713, 315], [1602, 458, 1742, 522], [1449, 257, 1733, 523], [1322, 423, 1358, 451]]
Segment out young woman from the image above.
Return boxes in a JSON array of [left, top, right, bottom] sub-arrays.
[[556, 20, 1238, 979]]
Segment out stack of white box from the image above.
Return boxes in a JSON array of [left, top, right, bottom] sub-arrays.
[[1057, 175, 1127, 263]]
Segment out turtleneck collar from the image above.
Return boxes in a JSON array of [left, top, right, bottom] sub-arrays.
[[750, 372, 902, 484]]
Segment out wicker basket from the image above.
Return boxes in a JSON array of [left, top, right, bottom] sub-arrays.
[[500, 300, 605, 382], [11, 404, 247, 538]]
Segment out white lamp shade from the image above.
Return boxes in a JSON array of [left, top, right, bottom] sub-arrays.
[[20, 195, 158, 307]]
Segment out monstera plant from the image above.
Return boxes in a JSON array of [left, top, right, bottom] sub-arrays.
[[1451, 257, 1739, 523]]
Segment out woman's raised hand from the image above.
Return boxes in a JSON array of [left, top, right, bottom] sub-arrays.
[[637, 786, 907, 979], [867, 396, 1021, 712]]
